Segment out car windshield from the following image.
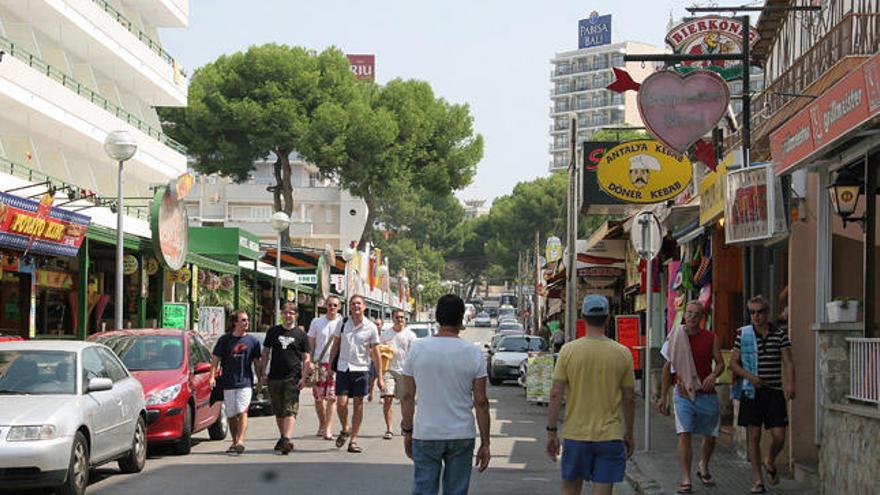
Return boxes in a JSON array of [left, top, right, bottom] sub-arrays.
[[498, 323, 523, 330], [0, 350, 76, 395], [477, 312, 489, 318], [498, 337, 543, 352], [92, 334, 183, 371], [411, 327, 430, 338]]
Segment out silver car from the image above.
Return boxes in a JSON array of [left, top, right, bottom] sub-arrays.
[[0, 340, 147, 495]]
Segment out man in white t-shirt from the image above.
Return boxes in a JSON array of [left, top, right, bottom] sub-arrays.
[[308, 295, 343, 440], [401, 294, 491, 494], [379, 309, 417, 440], [328, 294, 384, 453]]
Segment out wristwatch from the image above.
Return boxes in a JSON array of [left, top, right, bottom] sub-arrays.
[[546, 426, 558, 432]]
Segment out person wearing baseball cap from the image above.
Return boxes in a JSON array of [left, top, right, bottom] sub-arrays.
[[545, 294, 636, 495]]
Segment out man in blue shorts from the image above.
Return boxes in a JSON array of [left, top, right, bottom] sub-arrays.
[[546, 295, 635, 495]]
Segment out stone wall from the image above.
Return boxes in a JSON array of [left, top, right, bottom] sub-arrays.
[[819, 405, 880, 495]]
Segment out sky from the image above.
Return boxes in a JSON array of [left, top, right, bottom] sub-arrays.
[[160, 0, 702, 204]]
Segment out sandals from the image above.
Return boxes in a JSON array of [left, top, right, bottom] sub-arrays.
[[335, 430, 350, 448], [323, 432, 334, 441], [764, 463, 780, 485], [697, 468, 716, 486], [676, 483, 692, 494], [750, 482, 766, 494], [383, 431, 393, 440], [347, 441, 363, 453], [226, 444, 245, 456]]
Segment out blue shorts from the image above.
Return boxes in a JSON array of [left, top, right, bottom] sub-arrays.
[[673, 387, 720, 437], [561, 439, 626, 483], [336, 370, 370, 398]]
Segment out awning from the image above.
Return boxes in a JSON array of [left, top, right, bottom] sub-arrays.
[[263, 247, 345, 273], [664, 201, 701, 231], [187, 252, 240, 275], [239, 260, 314, 293]]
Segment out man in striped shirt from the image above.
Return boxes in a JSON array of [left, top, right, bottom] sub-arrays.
[[730, 295, 796, 494]]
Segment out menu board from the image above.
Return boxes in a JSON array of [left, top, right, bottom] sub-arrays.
[[162, 303, 189, 330], [526, 354, 556, 404]]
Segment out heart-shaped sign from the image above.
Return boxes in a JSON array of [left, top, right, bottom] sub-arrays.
[[637, 70, 730, 154]]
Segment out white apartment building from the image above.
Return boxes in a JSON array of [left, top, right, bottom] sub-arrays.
[[462, 199, 489, 219], [549, 41, 662, 172], [0, 0, 189, 200], [185, 155, 369, 251]]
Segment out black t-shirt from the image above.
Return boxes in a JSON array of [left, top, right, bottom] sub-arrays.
[[212, 334, 262, 389], [264, 324, 309, 381]]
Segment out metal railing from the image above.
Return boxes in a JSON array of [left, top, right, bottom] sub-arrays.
[[750, 13, 880, 134], [847, 338, 880, 406], [90, 0, 184, 74], [0, 36, 187, 155], [0, 156, 149, 220]]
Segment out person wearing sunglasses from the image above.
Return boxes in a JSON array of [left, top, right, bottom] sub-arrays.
[[729, 295, 795, 494]]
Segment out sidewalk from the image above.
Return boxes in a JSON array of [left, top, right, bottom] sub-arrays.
[[625, 396, 817, 495]]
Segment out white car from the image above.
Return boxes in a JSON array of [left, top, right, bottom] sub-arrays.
[[0, 341, 147, 495], [486, 335, 546, 386]]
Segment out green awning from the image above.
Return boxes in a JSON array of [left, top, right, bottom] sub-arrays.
[[186, 252, 240, 275]]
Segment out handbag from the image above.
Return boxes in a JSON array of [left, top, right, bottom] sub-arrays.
[[306, 336, 334, 387], [329, 317, 349, 373]]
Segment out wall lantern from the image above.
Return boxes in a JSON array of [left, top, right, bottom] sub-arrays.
[[826, 168, 865, 229]]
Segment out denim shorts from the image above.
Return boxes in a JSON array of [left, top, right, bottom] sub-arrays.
[[561, 439, 626, 483], [412, 438, 475, 495], [673, 387, 720, 437]]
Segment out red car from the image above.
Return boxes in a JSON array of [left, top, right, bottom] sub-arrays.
[[89, 329, 227, 454], [0, 333, 22, 342]]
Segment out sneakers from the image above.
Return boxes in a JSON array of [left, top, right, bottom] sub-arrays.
[[274, 437, 293, 455]]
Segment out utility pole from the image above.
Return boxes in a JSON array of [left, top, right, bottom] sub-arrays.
[[535, 230, 542, 336], [565, 114, 580, 342]]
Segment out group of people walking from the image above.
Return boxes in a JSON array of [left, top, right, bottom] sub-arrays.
[[208, 288, 794, 495]]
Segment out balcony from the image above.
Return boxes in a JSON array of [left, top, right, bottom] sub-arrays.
[[746, 13, 880, 150], [0, 38, 187, 187], [16, 0, 187, 105], [121, 0, 189, 28]]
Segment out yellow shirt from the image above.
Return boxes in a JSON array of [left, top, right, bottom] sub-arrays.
[[552, 336, 635, 441]]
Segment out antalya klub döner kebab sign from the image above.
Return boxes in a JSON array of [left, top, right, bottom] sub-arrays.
[[596, 140, 693, 204]]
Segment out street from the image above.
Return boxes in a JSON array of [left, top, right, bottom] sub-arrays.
[[56, 327, 631, 495]]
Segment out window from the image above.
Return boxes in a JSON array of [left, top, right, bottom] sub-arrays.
[[82, 347, 110, 389], [253, 206, 271, 220], [325, 208, 334, 224], [98, 348, 129, 382]]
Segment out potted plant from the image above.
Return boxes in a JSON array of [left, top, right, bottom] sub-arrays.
[[826, 297, 860, 323]]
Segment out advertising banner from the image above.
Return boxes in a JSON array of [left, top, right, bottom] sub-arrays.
[[582, 141, 626, 206], [699, 147, 739, 226], [578, 12, 612, 49], [665, 16, 760, 80], [724, 164, 788, 244], [616, 314, 644, 371], [771, 52, 880, 175], [197, 306, 225, 339], [163, 302, 189, 330], [0, 191, 90, 257], [526, 354, 555, 404], [347, 54, 375, 81], [151, 186, 188, 271], [596, 140, 693, 203]]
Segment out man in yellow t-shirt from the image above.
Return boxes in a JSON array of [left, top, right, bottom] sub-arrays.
[[546, 294, 636, 495]]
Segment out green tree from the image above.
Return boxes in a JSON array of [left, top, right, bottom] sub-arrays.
[[303, 79, 483, 247], [591, 126, 650, 142], [159, 44, 358, 245]]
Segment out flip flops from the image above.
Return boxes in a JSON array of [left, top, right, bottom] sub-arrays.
[[383, 431, 393, 440], [765, 463, 780, 485], [697, 468, 716, 486], [750, 483, 766, 494], [676, 482, 692, 494]]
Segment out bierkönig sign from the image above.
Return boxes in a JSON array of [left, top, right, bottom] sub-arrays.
[[596, 140, 693, 204]]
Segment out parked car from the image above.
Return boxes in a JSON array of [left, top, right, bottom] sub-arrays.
[[0, 340, 147, 494], [484, 330, 525, 354], [497, 305, 516, 323], [486, 335, 546, 385], [473, 311, 492, 327], [89, 329, 227, 455], [409, 321, 437, 338], [497, 321, 524, 332], [0, 333, 22, 342]]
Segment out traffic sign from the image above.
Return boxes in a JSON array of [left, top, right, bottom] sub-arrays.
[[630, 211, 662, 260]]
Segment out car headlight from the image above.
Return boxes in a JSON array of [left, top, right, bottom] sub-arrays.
[[146, 383, 183, 406], [7, 425, 56, 441]]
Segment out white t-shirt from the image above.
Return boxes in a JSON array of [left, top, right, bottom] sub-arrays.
[[333, 318, 380, 372], [381, 327, 418, 373], [307, 315, 343, 364], [403, 336, 487, 441]]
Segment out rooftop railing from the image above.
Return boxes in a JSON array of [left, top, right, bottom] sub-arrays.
[[0, 35, 187, 155]]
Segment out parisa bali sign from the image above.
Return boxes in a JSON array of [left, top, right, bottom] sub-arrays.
[[150, 185, 188, 271], [578, 11, 612, 49], [0, 191, 90, 257], [638, 70, 730, 154], [596, 140, 693, 204]]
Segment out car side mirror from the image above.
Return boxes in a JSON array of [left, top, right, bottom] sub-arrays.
[[87, 377, 113, 393], [194, 362, 212, 374], [484, 344, 490, 350]]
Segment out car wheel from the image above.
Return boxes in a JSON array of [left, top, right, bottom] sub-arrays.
[[56, 431, 88, 495], [118, 416, 147, 473], [208, 403, 228, 440], [172, 405, 193, 455], [488, 365, 502, 386]]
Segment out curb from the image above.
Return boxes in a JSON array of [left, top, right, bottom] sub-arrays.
[[624, 458, 665, 495]]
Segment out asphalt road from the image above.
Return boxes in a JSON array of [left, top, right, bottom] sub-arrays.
[[24, 327, 634, 495]]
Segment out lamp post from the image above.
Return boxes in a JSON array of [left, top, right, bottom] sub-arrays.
[[341, 244, 356, 313], [270, 211, 291, 324], [378, 263, 389, 319], [416, 283, 425, 321], [103, 130, 137, 331]]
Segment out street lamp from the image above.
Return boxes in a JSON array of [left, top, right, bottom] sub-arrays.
[[377, 263, 389, 318], [416, 283, 425, 321], [270, 211, 291, 324], [341, 244, 356, 312], [827, 168, 865, 229], [104, 130, 137, 330]]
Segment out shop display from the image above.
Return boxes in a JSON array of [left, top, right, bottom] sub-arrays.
[[526, 354, 555, 404]]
